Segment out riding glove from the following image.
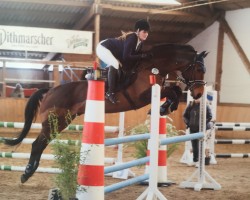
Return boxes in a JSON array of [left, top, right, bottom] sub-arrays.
[[141, 52, 153, 60]]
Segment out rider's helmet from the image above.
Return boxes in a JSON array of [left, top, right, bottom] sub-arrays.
[[134, 19, 151, 32]]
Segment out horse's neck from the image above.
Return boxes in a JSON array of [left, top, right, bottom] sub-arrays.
[[149, 44, 196, 73]]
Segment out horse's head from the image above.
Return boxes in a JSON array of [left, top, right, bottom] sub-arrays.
[[180, 51, 208, 99], [142, 44, 208, 99]]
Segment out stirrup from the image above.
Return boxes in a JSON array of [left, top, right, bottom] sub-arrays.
[[85, 68, 94, 80], [106, 92, 117, 104]]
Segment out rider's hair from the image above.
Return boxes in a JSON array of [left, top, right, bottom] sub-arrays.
[[116, 31, 134, 40]]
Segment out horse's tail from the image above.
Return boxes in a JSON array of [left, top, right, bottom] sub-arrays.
[[4, 88, 50, 146]]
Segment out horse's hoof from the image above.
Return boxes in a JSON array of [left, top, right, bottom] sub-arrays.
[[21, 174, 28, 183]]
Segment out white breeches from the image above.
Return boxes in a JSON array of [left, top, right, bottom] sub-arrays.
[[96, 41, 120, 69]]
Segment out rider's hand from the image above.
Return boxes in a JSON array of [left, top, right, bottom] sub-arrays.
[[141, 52, 153, 60]]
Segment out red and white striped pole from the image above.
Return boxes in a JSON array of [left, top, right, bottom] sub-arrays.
[[158, 98, 169, 185], [76, 63, 105, 200]]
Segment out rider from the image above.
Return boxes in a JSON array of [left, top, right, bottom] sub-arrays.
[[96, 19, 152, 104]]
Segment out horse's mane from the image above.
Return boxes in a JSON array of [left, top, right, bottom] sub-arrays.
[[139, 43, 197, 72], [151, 43, 196, 53]]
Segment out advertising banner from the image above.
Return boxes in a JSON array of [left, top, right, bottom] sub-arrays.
[[0, 26, 93, 54]]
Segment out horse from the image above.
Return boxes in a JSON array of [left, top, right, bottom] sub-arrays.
[[4, 43, 208, 183]]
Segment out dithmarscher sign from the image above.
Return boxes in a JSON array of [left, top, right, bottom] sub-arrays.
[[0, 25, 93, 54]]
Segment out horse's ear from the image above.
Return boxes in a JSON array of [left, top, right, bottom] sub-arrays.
[[204, 51, 209, 58], [200, 51, 209, 58]]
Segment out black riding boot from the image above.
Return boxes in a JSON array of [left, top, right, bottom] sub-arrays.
[[106, 66, 118, 104]]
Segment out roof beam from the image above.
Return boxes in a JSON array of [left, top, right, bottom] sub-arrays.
[[219, 16, 250, 74], [215, 16, 225, 102], [208, 0, 215, 13], [100, 29, 193, 44], [74, 3, 96, 30], [0, 0, 91, 7], [99, 16, 205, 32], [100, 3, 206, 20]]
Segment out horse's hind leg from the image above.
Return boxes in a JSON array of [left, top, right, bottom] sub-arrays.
[[21, 133, 49, 183], [20, 113, 74, 183]]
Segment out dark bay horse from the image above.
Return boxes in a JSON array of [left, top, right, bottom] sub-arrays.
[[4, 43, 208, 183]]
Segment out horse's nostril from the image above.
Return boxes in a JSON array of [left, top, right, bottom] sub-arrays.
[[197, 93, 202, 99], [193, 93, 202, 100]]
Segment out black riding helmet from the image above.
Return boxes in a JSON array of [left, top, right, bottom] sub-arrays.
[[134, 19, 150, 32]]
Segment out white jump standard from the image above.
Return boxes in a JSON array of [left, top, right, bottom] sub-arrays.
[[180, 87, 221, 191]]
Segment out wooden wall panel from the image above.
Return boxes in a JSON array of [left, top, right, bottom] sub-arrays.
[[63, 54, 95, 65], [0, 99, 249, 138], [0, 98, 33, 122]]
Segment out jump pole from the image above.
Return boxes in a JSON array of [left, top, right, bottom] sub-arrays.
[[0, 152, 115, 164], [180, 87, 221, 191], [0, 122, 118, 133], [214, 139, 250, 144], [215, 153, 250, 158], [215, 122, 250, 127], [76, 63, 105, 200], [215, 127, 250, 131], [0, 165, 62, 173]]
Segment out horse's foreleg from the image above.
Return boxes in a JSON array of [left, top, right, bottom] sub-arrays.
[[21, 133, 48, 183]]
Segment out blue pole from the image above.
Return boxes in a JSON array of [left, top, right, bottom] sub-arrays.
[[105, 174, 149, 194], [104, 157, 150, 174], [160, 132, 204, 145], [105, 133, 150, 146]]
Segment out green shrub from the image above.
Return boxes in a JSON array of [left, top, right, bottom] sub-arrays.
[[51, 141, 80, 199], [49, 110, 80, 199], [130, 116, 182, 159]]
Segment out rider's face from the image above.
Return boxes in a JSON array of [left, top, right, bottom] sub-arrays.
[[137, 30, 149, 41]]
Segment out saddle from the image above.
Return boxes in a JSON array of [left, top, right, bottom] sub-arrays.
[[107, 67, 138, 93], [83, 66, 138, 93]]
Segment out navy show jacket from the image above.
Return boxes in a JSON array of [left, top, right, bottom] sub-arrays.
[[101, 32, 143, 69]]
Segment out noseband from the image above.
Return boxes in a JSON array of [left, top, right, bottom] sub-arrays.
[[177, 60, 206, 90]]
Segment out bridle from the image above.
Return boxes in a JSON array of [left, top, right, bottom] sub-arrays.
[[176, 60, 207, 90]]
